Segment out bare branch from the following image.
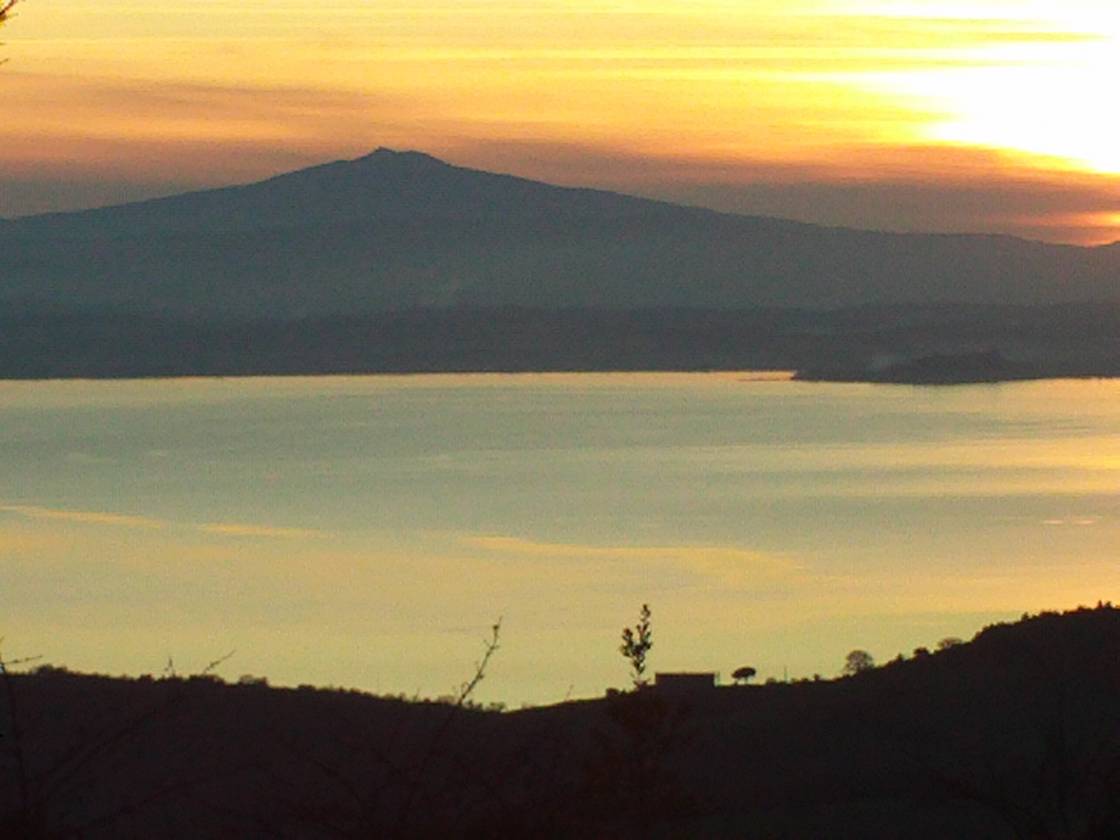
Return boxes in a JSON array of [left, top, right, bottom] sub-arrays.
[[0, 647, 35, 821], [0, 0, 21, 65], [393, 618, 503, 834], [200, 650, 236, 676], [0, 654, 42, 671], [456, 619, 502, 706]]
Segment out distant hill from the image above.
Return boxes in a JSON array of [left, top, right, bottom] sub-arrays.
[[3, 148, 1119, 318], [4, 303, 1120, 382], [4, 606, 1119, 837]]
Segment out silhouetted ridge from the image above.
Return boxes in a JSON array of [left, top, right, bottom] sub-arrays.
[[5, 148, 695, 239], [3, 149, 1120, 317], [4, 606, 1119, 837]]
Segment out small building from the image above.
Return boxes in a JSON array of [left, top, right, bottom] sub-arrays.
[[653, 672, 718, 695]]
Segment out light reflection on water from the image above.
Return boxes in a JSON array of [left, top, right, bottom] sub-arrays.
[[2, 373, 1118, 704]]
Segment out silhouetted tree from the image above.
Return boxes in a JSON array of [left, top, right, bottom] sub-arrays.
[[842, 649, 875, 676], [731, 666, 757, 685], [620, 604, 653, 689]]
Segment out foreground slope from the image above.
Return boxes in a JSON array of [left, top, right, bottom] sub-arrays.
[[3, 149, 1119, 317], [3, 606, 1119, 837]]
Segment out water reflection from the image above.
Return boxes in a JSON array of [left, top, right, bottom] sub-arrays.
[[2, 374, 1118, 703]]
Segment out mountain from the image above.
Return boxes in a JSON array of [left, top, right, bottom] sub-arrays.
[[4, 148, 1119, 317]]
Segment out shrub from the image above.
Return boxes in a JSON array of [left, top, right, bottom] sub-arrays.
[[619, 604, 653, 689], [842, 649, 875, 676]]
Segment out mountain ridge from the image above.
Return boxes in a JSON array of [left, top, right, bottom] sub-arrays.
[[3, 148, 1119, 316], [8, 148, 1095, 247], [4, 148, 727, 236]]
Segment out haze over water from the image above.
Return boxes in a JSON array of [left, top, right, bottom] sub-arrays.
[[3, 373, 1119, 704]]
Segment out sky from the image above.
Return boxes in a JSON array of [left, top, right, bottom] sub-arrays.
[[2, 0, 1119, 243]]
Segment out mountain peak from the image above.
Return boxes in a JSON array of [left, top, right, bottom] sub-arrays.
[[357, 147, 449, 167]]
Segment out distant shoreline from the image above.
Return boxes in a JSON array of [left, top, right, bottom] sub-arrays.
[[5, 304, 1119, 386], [0, 369, 796, 386], [794, 348, 1120, 385], [2, 367, 1117, 387]]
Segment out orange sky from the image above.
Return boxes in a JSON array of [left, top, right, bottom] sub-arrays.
[[2, 0, 1119, 243]]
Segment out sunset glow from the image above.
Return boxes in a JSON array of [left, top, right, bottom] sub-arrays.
[[3, 0, 1119, 242]]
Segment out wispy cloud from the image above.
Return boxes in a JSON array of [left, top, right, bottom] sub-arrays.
[[1042, 516, 1100, 527], [0, 503, 324, 541], [198, 523, 325, 540], [0, 527, 78, 557], [462, 534, 802, 587], [0, 504, 166, 530]]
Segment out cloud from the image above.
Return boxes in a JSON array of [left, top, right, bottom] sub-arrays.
[[0, 503, 324, 541], [462, 534, 802, 588], [197, 523, 325, 540], [0, 526, 77, 558], [0, 504, 166, 530], [1042, 516, 1100, 527]]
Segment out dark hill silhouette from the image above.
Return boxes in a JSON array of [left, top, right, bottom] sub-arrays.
[[4, 606, 1119, 837], [3, 149, 1120, 318]]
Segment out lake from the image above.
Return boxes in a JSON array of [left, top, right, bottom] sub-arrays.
[[2, 373, 1118, 704]]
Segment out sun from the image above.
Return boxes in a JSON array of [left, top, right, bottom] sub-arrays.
[[931, 30, 1120, 174], [858, 3, 1120, 175]]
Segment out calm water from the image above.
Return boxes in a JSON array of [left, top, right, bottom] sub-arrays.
[[2, 373, 1119, 703]]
